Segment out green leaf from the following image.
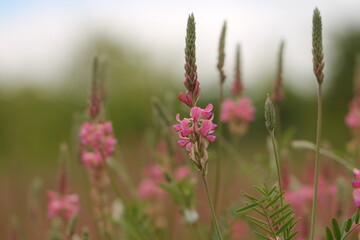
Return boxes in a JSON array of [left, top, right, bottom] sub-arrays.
[[276, 216, 294, 235], [344, 218, 352, 233], [325, 227, 333, 240], [247, 215, 268, 226], [332, 218, 341, 240], [272, 210, 292, 226], [235, 203, 260, 214], [286, 231, 299, 240], [269, 203, 290, 218], [265, 192, 283, 209], [253, 231, 272, 240]]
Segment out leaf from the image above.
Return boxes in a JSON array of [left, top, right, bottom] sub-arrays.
[[344, 218, 352, 233], [286, 231, 299, 240], [269, 203, 290, 218], [325, 227, 333, 240], [276, 216, 294, 235], [332, 218, 341, 240], [235, 203, 260, 214], [253, 231, 272, 240]]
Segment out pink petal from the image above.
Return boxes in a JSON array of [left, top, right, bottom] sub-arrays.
[[204, 104, 213, 112], [178, 139, 189, 147], [173, 124, 181, 131], [190, 107, 202, 121], [207, 135, 216, 142], [185, 142, 194, 151]]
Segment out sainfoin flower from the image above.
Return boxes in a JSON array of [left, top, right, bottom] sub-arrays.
[[47, 190, 79, 220], [352, 168, 360, 207], [79, 121, 117, 168], [220, 97, 255, 136]]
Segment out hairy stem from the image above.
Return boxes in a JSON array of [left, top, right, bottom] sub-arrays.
[[202, 171, 223, 240], [270, 132, 283, 203], [310, 84, 322, 240], [214, 82, 224, 211]]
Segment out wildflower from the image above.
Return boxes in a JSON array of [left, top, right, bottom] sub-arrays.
[[183, 208, 199, 224], [352, 168, 360, 207], [173, 105, 216, 171], [111, 199, 124, 222], [47, 190, 79, 220], [138, 164, 165, 200], [179, 14, 200, 108], [231, 44, 243, 97], [220, 97, 255, 135], [175, 166, 191, 181], [79, 121, 117, 168]]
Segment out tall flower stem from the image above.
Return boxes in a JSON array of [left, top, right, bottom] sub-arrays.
[[201, 171, 223, 240], [214, 82, 223, 211], [309, 8, 324, 240], [214, 21, 226, 211], [309, 84, 322, 240], [270, 132, 282, 200]]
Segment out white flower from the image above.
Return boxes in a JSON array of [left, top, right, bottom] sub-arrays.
[[183, 208, 199, 224], [111, 199, 124, 222]]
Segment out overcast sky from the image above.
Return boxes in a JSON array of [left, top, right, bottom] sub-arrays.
[[0, 0, 360, 92]]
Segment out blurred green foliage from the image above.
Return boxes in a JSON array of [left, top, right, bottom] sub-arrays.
[[1, 30, 360, 174]]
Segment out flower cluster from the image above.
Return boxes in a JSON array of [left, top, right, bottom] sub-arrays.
[[47, 190, 80, 220], [220, 97, 255, 135], [352, 168, 360, 207], [345, 96, 360, 130], [173, 104, 216, 171], [79, 122, 117, 168]]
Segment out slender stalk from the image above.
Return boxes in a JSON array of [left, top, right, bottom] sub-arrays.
[[310, 84, 322, 240], [214, 82, 223, 211], [270, 132, 283, 201], [201, 171, 223, 240]]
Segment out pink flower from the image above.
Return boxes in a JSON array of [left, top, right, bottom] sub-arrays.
[[220, 97, 255, 123], [138, 164, 166, 200], [175, 166, 191, 181], [173, 104, 216, 151], [138, 179, 165, 199], [352, 168, 360, 207], [81, 151, 102, 166], [47, 191, 79, 220], [79, 121, 117, 168]]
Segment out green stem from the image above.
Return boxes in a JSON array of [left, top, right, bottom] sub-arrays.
[[202, 171, 223, 240], [214, 82, 224, 211], [270, 132, 285, 238], [270, 132, 283, 202], [310, 84, 322, 240]]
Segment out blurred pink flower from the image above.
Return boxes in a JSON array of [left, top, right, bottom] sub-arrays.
[[352, 168, 360, 207], [220, 97, 255, 123], [138, 179, 165, 199], [175, 166, 191, 181], [79, 121, 117, 168], [47, 190, 79, 220]]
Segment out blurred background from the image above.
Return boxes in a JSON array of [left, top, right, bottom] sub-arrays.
[[1, 0, 360, 238]]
